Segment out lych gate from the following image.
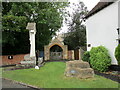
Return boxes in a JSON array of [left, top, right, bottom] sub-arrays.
[[50, 45, 63, 60], [44, 37, 68, 60]]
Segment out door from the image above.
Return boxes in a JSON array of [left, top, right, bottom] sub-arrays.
[[74, 49, 79, 60]]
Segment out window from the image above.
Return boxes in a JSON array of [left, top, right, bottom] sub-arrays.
[[117, 28, 120, 44], [117, 28, 119, 34], [88, 44, 91, 47]]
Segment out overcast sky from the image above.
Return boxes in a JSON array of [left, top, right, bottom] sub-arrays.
[[81, 0, 100, 11], [58, 0, 100, 34], [69, 0, 100, 11]]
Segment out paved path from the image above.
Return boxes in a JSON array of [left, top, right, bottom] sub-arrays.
[[2, 78, 38, 89]]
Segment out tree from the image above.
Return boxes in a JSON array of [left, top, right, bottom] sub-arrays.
[[63, 1, 88, 50], [2, 2, 68, 55]]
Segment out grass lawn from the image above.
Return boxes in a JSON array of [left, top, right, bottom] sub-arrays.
[[2, 62, 119, 88]]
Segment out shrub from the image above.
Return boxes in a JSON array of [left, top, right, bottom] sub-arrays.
[[82, 51, 90, 63], [115, 44, 120, 65], [90, 46, 111, 72]]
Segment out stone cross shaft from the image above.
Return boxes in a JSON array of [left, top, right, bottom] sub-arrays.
[[26, 23, 36, 58]]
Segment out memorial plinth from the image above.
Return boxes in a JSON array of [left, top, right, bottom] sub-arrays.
[[65, 60, 94, 79]]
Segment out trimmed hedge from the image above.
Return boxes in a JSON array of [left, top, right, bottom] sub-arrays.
[[82, 51, 90, 63], [90, 46, 111, 72], [115, 44, 120, 65]]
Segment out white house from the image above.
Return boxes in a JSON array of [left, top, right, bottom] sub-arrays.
[[85, 0, 120, 65]]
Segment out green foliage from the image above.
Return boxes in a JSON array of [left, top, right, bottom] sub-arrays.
[[90, 46, 111, 72], [115, 44, 120, 65], [2, 31, 30, 54], [63, 2, 88, 50], [2, 15, 27, 32], [82, 51, 90, 63], [2, 2, 68, 54], [64, 25, 86, 50], [2, 2, 13, 15]]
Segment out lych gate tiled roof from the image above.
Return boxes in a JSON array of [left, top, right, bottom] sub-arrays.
[[85, 0, 117, 19]]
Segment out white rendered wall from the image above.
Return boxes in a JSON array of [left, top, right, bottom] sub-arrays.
[[86, 2, 118, 65]]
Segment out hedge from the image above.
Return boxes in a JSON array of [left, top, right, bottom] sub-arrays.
[[90, 46, 111, 72], [115, 44, 120, 65], [82, 51, 90, 63]]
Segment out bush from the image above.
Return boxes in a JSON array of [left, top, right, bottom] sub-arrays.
[[115, 44, 120, 65], [82, 51, 90, 63], [90, 46, 111, 72]]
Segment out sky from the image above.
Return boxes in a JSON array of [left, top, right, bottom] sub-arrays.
[[69, 0, 100, 11], [58, 0, 100, 34], [81, 0, 100, 11]]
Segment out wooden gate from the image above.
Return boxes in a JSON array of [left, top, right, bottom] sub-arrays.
[[50, 52, 63, 60], [74, 49, 79, 60]]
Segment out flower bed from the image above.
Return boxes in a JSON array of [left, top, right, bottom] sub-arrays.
[[95, 70, 120, 83]]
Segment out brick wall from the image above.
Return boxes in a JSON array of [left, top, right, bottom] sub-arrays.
[[0, 54, 29, 66]]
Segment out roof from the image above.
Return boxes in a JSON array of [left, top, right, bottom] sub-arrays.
[[85, 1, 115, 19]]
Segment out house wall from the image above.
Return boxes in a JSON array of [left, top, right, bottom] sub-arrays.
[[118, 1, 120, 41], [86, 1, 118, 65]]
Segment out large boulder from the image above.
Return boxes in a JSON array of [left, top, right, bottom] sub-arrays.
[[65, 60, 94, 79], [66, 60, 90, 68]]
